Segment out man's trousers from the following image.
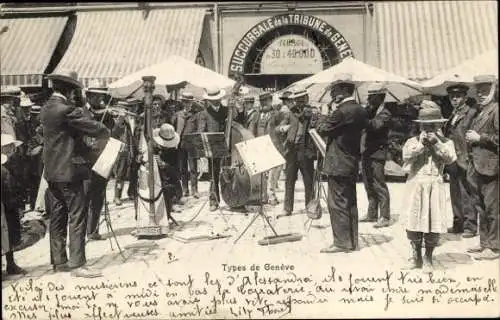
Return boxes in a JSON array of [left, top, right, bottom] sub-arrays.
[[468, 168, 499, 250], [448, 163, 477, 233], [208, 158, 222, 206], [284, 155, 314, 214], [85, 172, 108, 236], [47, 180, 87, 268], [178, 148, 199, 195], [361, 157, 390, 220], [327, 175, 359, 250]]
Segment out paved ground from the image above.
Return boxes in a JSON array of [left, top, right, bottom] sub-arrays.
[[2, 178, 499, 319]]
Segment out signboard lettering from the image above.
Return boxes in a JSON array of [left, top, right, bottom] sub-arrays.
[[261, 35, 322, 74], [229, 13, 354, 75]]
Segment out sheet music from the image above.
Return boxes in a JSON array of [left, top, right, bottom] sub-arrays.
[[92, 137, 124, 179], [235, 135, 285, 176]]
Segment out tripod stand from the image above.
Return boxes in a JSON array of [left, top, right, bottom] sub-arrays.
[[87, 192, 126, 261], [234, 170, 302, 245]]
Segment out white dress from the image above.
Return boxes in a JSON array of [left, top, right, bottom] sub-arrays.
[[402, 136, 457, 233]]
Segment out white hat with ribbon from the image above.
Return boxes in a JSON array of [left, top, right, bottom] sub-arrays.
[[153, 123, 180, 148]]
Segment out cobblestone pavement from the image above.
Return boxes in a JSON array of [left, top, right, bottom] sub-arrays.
[[2, 179, 499, 318]]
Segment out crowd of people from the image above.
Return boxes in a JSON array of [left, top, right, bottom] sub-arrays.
[[1, 68, 498, 279]]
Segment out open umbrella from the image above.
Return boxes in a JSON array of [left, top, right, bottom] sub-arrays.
[[108, 55, 235, 99], [288, 57, 422, 105], [422, 49, 498, 96]]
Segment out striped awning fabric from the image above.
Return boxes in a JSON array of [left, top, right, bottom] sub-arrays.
[[0, 17, 68, 86], [55, 8, 206, 88], [376, 1, 498, 81]]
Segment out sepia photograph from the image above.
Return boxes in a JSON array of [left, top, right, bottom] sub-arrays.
[[1, 1, 498, 319]]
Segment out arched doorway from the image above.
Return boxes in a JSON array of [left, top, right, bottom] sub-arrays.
[[228, 13, 354, 91]]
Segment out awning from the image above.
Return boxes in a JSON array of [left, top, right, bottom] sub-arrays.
[[376, 1, 498, 81], [0, 17, 69, 86], [55, 8, 206, 88]]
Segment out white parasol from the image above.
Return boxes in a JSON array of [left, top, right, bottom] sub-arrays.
[[108, 55, 235, 100], [288, 57, 423, 105], [421, 49, 498, 96]]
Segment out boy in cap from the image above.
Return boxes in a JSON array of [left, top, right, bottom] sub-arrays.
[[42, 70, 110, 278], [465, 75, 499, 260], [402, 100, 457, 271], [317, 74, 369, 253], [443, 83, 478, 237], [360, 83, 392, 228]]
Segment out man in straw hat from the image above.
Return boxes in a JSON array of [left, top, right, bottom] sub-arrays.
[[317, 74, 369, 253], [443, 83, 478, 238], [402, 100, 457, 271], [1, 86, 21, 138], [465, 75, 499, 261], [173, 91, 202, 199], [276, 87, 318, 217], [360, 83, 392, 228], [42, 70, 110, 278], [198, 86, 228, 211], [1, 133, 27, 275], [83, 80, 116, 241]]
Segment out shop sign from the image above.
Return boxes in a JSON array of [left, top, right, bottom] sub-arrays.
[[260, 34, 322, 74], [229, 13, 354, 74]]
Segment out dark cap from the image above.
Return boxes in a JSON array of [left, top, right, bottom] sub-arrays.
[[279, 91, 293, 100], [446, 83, 469, 94]]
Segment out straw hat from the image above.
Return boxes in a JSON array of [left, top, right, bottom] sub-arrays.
[[413, 100, 447, 123], [1, 133, 23, 147], [259, 92, 273, 101], [30, 105, 42, 114], [47, 69, 83, 89], [86, 79, 108, 95], [243, 96, 255, 103], [203, 86, 226, 100], [367, 83, 387, 95], [279, 90, 293, 100], [330, 73, 355, 87], [291, 87, 309, 99], [153, 124, 180, 148], [20, 95, 34, 108]]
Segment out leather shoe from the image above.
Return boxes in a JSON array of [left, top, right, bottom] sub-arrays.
[[6, 264, 27, 275], [71, 266, 103, 278], [472, 248, 500, 260], [276, 211, 292, 219], [192, 192, 200, 199], [88, 233, 104, 241], [373, 218, 390, 228], [209, 204, 219, 212], [320, 245, 351, 253], [447, 227, 463, 234], [53, 263, 72, 273], [461, 231, 476, 238], [360, 217, 377, 223], [467, 246, 484, 253]]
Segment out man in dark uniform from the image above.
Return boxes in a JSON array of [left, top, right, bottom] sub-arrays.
[[277, 88, 318, 217], [247, 92, 282, 205], [360, 83, 393, 228], [317, 74, 369, 253], [172, 92, 202, 198], [197, 86, 228, 211], [443, 83, 478, 237], [83, 83, 115, 241], [41, 70, 110, 278], [465, 75, 499, 260]]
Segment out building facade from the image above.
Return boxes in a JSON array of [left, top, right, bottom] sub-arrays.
[[0, 1, 497, 91]]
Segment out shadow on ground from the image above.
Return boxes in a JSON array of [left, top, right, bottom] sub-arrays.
[[358, 233, 394, 249]]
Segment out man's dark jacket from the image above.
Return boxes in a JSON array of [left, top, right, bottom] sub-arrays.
[[317, 98, 369, 177], [362, 104, 392, 160], [468, 101, 499, 176], [197, 105, 228, 133], [443, 103, 477, 169], [41, 94, 110, 182]]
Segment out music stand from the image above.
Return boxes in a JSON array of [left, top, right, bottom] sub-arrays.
[[233, 135, 302, 245]]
